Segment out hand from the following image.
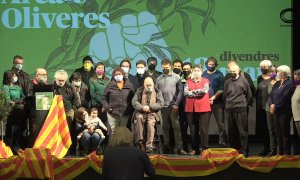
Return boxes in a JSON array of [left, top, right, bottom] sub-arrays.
[[172, 105, 179, 112], [142, 105, 150, 112], [102, 108, 105, 113], [209, 96, 215, 105], [270, 104, 275, 114]]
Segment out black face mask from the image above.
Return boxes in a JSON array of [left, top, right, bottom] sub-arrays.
[[163, 68, 170, 74], [148, 64, 156, 71], [183, 70, 191, 77], [230, 73, 237, 79], [261, 68, 268, 74], [173, 68, 181, 75], [207, 66, 215, 72]]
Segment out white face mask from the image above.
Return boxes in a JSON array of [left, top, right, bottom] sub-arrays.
[[73, 81, 81, 87], [137, 68, 145, 75], [122, 67, 129, 74], [114, 75, 124, 82], [13, 76, 18, 83], [39, 76, 47, 83], [15, 64, 23, 71]]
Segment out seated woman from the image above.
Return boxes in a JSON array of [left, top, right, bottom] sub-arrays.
[[75, 107, 104, 155]]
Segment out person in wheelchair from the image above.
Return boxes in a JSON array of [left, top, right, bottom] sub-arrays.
[[132, 77, 164, 153]]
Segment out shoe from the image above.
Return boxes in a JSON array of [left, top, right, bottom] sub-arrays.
[[146, 147, 153, 153], [188, 150, 196, 156], [177, 148, 188, 155], [267, 150, 277, 156], [137, 141, 145, 152]]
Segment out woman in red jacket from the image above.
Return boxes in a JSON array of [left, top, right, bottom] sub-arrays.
[[184, 64, 211, 155]]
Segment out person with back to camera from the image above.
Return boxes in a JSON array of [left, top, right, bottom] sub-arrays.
[[102, 126, 155, 180]]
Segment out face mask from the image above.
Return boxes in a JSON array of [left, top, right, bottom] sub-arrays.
[[183, 70, 191, 77], [261, 68, 268, 74], [122, 67, 129, 74], [294, 80, 300, 86], [269, 72, 276, 79], [137, 68, 145, 75], [39, 76, 47, 83], [230, 73, 237, 79], [13, 76, 18, 83], [207, 66, 215, 72], [173, 68, 181, 75], [15, 64, 23, 71], [96, 69, 104, 75], [163, 68, 169, 74], [114, 75, 123, 82], [83, 63, 92, 71], [276, 73, 282, 79], [73, 81, 81, 87], [148, 64, 156, 71], [145, 87, 153, 93]]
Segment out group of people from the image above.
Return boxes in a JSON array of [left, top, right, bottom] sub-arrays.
[[2, 55, 300, 158]]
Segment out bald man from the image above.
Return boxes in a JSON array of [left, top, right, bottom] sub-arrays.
[[33, 68, 48, 85], [131, 77, 164, 153], [224, 64, 252, 157]]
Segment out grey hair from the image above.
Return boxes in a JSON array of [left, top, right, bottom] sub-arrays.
[[259, 60, 272, 68], [294, 69, 300, 76], [54, 69, 68, 79], [108, 127, 133, 147], [277, 65, 291, 77]]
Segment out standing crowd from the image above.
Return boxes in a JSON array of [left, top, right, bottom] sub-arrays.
[[2, 55, 300, 158]]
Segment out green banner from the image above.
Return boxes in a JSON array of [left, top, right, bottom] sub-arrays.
[[0, 0, 292, 83]]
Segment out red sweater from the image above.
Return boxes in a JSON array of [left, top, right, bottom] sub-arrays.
[[185, 78, 211, 112]]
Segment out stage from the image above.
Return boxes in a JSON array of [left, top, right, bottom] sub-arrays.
[[1, 148, 300, 179]]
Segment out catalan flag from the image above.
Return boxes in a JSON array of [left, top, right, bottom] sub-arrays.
[[0, 140, 13, 158], [33, 95, 71, 158]]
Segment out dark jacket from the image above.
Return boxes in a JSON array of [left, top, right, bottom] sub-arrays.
[[101, 79, 135, 116], [11, 68, 31, 96], [268, 79, 295, 112], [77, 82, 91, 109], [128, 74, 139, 92], [102, 144, 155, 180], [70, 67, 95, 89], [53, 82, 80, 112]]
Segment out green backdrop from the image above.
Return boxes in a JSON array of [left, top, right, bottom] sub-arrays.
[[0, 0, 292, 82]]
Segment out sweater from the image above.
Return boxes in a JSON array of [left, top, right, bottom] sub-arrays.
[[156, 72, 183, 107], [224, 76, 252, 112], [268, 79, 295, 112]]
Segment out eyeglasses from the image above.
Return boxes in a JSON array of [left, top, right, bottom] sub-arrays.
[[56, 79, 66, 82], [38, 74, 47, 76]]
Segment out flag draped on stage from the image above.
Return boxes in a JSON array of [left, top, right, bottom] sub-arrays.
[[33, 95, 71, 158], [0, 140, 13, 158]]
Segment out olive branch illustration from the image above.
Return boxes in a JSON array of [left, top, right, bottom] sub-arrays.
[[44, 0, 216, 74]]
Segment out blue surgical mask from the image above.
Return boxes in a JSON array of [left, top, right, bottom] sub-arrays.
[[122, 67, 129, 74], [114, 75, 123, 82], [15, 64, 23, 71]]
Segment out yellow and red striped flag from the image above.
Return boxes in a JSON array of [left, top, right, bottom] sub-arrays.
[[33, 95, 71, 158], [0, 140, 13, 158]]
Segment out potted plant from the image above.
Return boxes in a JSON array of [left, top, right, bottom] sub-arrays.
[[0, 90, 14, 140]]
